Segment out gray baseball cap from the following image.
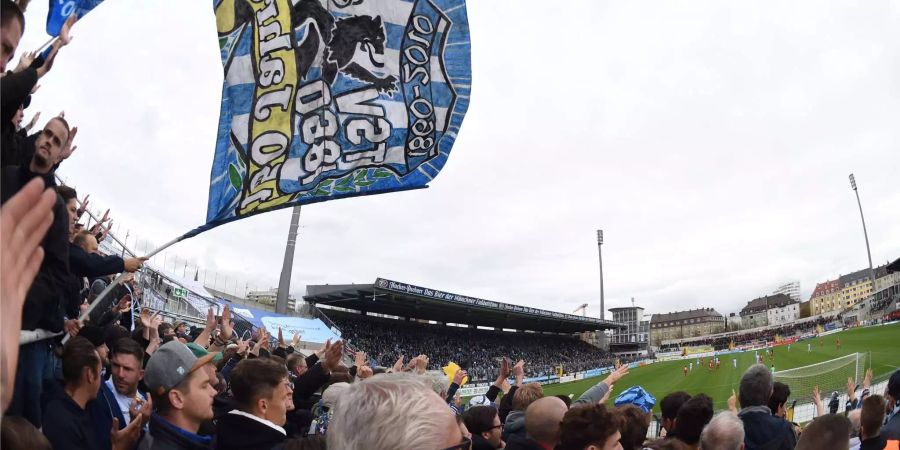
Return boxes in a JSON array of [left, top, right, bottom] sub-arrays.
[[145, 341, 218, 396]]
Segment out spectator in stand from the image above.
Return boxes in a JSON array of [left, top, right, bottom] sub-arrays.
[[673, 394, 713, 450], [659, 392, 691, 438], [0, 0, 24, 73], [42, 336, 141, 450], [465, 405, 505, 450], [767, 382, 791, 419], [327, 373, 464, 450], [506, 396, 568, 450], [617, 404, 650, 450], [884, 370, 900, 440], [796, 414, 852, 450], [70, 229, 146, 278], [215, 358, 293, 449], [504, 382, 544, 441], [558, 404, 623, 450], [141, 341, 219, 450], [699, 411, 744, 450], [88, 338, 152, 450], [858, 395, 892, 450], [2, 122, 79, 427], [737, 364, 795, 450]]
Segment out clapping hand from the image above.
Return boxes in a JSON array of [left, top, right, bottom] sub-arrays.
[[392, 355, 404, 373], [453, 369, 468, 386], [322, 340, 344, 372], [354, 351, 367, 368]]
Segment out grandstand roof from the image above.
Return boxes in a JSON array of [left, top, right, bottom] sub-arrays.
[[740, 293, 796, 315], [888, 257, 900, 274], [650, 308, 723, 324], [304, 278, 623, 333]]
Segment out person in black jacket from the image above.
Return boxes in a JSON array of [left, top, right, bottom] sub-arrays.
[[214, 358, 292, 449], [737, 364, 796, 450], [2, 118, 77, 427], [70, 230, 146, 278]]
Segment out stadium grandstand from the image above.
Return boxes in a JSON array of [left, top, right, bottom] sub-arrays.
[[304, 278, 624, 381]]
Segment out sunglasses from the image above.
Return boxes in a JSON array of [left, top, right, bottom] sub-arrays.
[[441, 436, 471, 450]]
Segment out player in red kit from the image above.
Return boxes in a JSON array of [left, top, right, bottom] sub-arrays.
[[683, 366, 688, 377]]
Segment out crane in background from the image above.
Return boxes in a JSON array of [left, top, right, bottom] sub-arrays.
[[573, 303, 589, 316]]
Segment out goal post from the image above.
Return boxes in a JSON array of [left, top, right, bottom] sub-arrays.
[[773, 352, 869, 401]]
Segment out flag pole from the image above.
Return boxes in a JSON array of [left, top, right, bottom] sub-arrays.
[[56, 235, 185, 344]]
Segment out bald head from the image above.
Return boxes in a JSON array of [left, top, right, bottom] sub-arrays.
[[525, 396, 568, 445]]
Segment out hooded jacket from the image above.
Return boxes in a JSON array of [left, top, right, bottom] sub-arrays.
[[502, 410, 527, 442], [139, 414, 213, 450]]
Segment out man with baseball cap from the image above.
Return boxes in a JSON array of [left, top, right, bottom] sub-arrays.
[[139, 341, 219, 450]]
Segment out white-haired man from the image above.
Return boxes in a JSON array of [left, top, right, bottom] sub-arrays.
[[701, 411, 745, 450], [327, 373, 467, 450]]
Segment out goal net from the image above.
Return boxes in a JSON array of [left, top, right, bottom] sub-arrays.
[[773, 353, 868, 402]]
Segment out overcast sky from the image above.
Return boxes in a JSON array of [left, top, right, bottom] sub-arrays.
[[18, 0, 900, 319]]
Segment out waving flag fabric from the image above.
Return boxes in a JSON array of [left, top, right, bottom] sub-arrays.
[[205, 0, 471, 228], [46, 0, 104, 36]]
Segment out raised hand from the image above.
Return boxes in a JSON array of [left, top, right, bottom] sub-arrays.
[[114, 294, 131, 313], [204, 307, 216, 331], [392, 355, 404, 373], [220, 304, 234, 341], [603, 364, 629, 387], [291, 331, 301, 348], [453, 369, 468, 385], [277, 327, 286, 348], [315, 338, 331, 358], [498, 357, 510, 380], [863, 368, 873, 390], [59, 13, 77, 46], [812, 385, 824, 417], [111, 414, 141, 450], [727, 389, 737, 412], [415, 354, 429, 374], [24, 111, 41, 132], [14, 51, 36, 73], [323, 340, 344, 372], [357, 365, 374, 380], [847, 377, 857, 402], [354, 350, 367, 368], [58, 126, 78, 162]]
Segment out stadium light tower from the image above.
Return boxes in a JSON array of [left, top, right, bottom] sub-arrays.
[[597, 230, 605, 321], [849, 174, 877, 294], [276, 206, 302, 314]]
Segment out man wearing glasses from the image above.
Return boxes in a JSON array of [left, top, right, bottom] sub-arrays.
[[464, 405, 505, 449]]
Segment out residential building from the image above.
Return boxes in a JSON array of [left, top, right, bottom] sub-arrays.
[[649, 308, 724, 346], [773, 281, 801, 303], [739, 293, 797, 328], [809, 279, 842, 316], [840, 269, 873, 309], [608, 304, 649, 355]]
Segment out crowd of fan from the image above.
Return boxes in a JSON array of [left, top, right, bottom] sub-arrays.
[[329, 312, 621, 381], [4, 2, 900, 449], [658, 317, 839, 353]]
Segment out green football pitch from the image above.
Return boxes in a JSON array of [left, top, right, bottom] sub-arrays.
[[539, 323, 900, 413]]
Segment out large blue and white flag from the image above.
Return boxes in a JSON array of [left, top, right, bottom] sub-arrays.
[[205, 0, 471, 227], [45, 0, 105, 36]]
